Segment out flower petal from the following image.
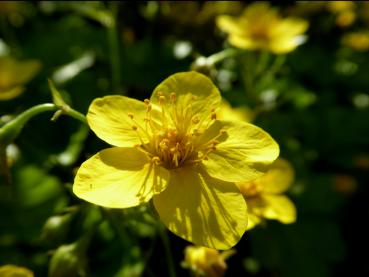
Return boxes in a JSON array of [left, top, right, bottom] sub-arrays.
[[201, 120, 279, 183], [216, 15, 244, 36], [0, 86, 25, 100], [73, 147, 169, 208], [252, 195, 297, 224], [153, 165, 247, 250], [260, 158, 295, 194], [87, 95, 150, 147], [246, 213, 262, 230], [150, 71, 221, 127]]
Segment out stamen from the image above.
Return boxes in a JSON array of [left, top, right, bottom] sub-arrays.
[[211, 112, 217, 120], [151, 156, 161, 165], [132, 125, 138, 131], [170, 92, 177, 102], [128, 112, 134, 119], [192, 116, 200, 124], [159, 95, 166, 105]]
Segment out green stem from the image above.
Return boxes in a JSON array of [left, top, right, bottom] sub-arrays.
[[157, 224, 176, 277], [206, 48, 239, 66], [255, 50, 270, 76], [0, 103, 86, 146], [107, 2, 122, 93]]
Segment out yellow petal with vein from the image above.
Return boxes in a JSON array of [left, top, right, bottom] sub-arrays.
[[153, 165, 247, 250], [73, 147, 169, 208], [87, 95, 150, 147], [201, 120, 279, 183]]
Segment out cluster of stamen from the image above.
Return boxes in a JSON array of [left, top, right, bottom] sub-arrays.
[[127, 91, 225, 169], [240, 181, 264, 198]]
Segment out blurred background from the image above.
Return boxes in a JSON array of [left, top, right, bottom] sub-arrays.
[[1, 1, 369, 276]]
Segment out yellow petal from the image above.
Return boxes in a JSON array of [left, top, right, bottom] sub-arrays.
[[201, 120, 279, 183], [246, 212, 262, 230], [260, 158, 295, 194], [73, 147, 169, 208], [218, 100, 254, 122], [216, 15, 244, 36], [0, 265, 34, 277], [150, 71, 221, 127], [0, 57, 41, 88], [228, 35, 260, 50], [153, 165, 247, 250], [269, 19, 308, 53], [0, 86, 25, 100], [248, 195, 296, 224], [87, 95, 151, 147]]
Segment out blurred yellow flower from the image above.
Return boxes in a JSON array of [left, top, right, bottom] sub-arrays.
[[216, 2, 308, 54], [0, 264, 34, 277], [183, 245, 235, 277], [0, 56, 41, 101], [218, 100, 254, 122], [327, 1, 356, 27], [73, 71, 279, 249], [237, 158, 296, 230], [342, 32, 369, 52]]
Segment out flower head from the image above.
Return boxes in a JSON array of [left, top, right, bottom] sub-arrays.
[[73, 71, 279, 249], [342, 31, 369, 52], [183, 245, 235, 277], [0, 56, 41, 101], [216, 2, 308, 54], [237, 158, 296, 230]]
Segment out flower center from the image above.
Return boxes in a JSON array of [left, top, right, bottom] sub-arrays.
[[127, 92, 223, 169]]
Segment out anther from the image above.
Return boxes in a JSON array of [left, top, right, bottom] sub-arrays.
[[159, 96, 166, 105], [132, 125, 138, 131], [170, 92, 177, 102], [144, 99, 150, 105], [192, 116, 200, 124], [211, 112, 217, 120], [151, 156, 161, 165], [220, 129, 227, 135], [128, 112, 134, 119], [191, 95, 198, 101], [212, 140, 220, 145]]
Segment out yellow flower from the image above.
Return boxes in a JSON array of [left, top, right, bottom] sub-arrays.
[[342, 32, 369, 52], [0, 265, 34, 277], [183, 245, 235, 277], [0, 56, 41, 101], [327, 1, 356, 27], [218, 100, 254, 122], [237, 158, 296, 230], [73, 71, 279, 249], [216, 2, 309, 54]]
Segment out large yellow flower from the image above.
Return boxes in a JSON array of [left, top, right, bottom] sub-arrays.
[[237, 158, 296, 230], [73, 71, 279, 249], [216, 2, 308, 54], [0, 56, 41, 101]]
